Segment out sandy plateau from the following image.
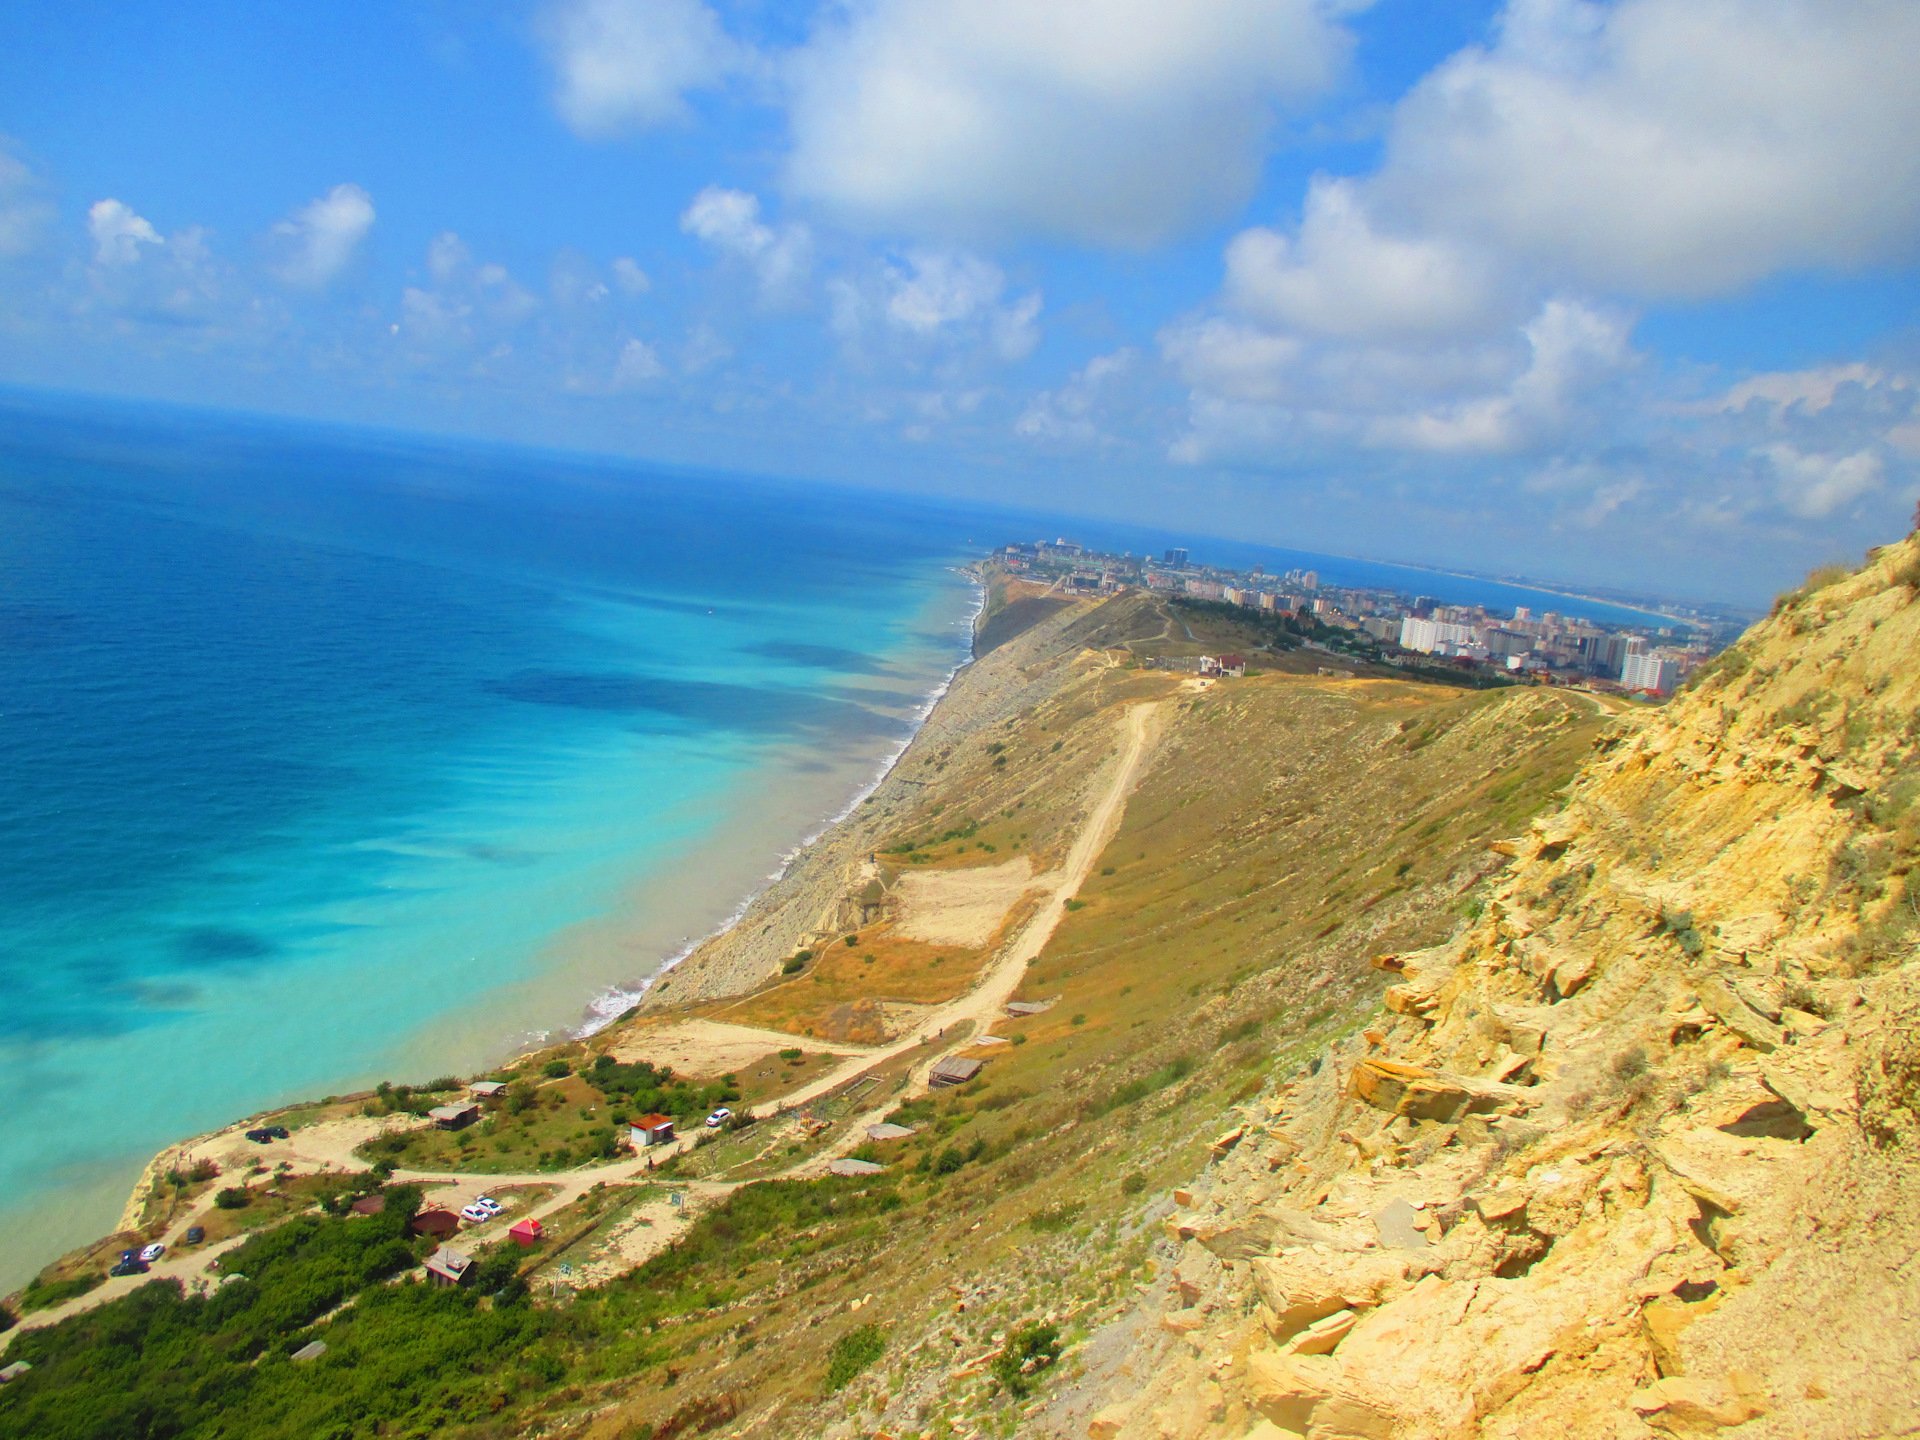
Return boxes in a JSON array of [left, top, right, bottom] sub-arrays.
[[891, 856, 1040, 947]]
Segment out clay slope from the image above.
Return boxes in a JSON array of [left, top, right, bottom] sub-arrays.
[[1098, 536, 1920, 1440]]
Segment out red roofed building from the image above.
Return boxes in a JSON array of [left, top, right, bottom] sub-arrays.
[[509, 1218, 544, 1248], [630, 1113, 676, 1149]]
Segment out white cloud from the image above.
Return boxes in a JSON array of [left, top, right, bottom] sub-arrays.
[[1161, 318, 1303, 406], [1367, 298, 1633, 453], [1016, 348, 1136, 443], [1716, 363, 1900, 417], [0, 141, 52, 259], [1766, 444, 1885, 519], [1374, 0, 1920, 297], [611, 336, 667, 387], [679, 186, 810, 297], [680, 323, 731, 373], [611, 256, 651, 295], [783, 0, 1352, 246], [269, 183, 374, 288], [828, 247, 1043, 364], [883, 250, 1041, 360], [1224, 179, 1505, 341], [87, 199, 162, 267], [395, 233, 539, 352], [539, 0, 740, 136]]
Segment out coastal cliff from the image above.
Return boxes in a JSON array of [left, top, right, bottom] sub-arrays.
[[1081, 536, 1920, 1438]]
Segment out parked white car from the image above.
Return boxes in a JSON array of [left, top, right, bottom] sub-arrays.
[[473, 1196, 503, 1215], [705, 1107, 733, 1128], [459, 1203, 493, 1225], [138, 1242, 166, 1264]]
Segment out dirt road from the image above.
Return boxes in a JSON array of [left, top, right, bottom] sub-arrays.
[[3, 700, 1165, 1347]]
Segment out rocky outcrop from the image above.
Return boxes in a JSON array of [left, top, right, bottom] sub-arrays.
[[1087, 536, 1920, 1438]]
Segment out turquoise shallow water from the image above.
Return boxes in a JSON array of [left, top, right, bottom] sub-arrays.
[[0, 398, 983, 1285]]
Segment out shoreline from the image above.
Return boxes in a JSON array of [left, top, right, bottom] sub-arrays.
[[2, 563, 990, 1296], [573, 564, 988, 1036]]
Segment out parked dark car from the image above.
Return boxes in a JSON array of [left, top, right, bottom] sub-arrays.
[[265, 1125, 290, 1139], [109, 1259, 148, 1278], [244, 1128, 274, 1143], [184, 1226, 205, 1245]]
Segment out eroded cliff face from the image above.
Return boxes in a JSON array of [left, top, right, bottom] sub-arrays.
[[1092, 538, 1920, 1440]]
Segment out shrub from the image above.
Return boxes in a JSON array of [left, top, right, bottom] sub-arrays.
[[542, 1059, 572, 1079], [213, 1187, 251, 1210], [824, 1323, 885, 1393], [1027, 1201, 1082, 1232], [781, 955, 807, 975], [843, 935, 858, 947], [992, 1321, 1062, 1398], [1120, 1171, 1149, 1196], [778, 1047, 804, 1061]]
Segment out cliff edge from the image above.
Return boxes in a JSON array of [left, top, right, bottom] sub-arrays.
[[1094, 535, 1920, 1439]]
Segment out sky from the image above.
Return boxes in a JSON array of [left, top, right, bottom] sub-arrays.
[[1, 0, 1917, 607]]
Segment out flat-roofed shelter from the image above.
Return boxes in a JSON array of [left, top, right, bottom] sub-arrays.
[[428, 1102, 480, 1130], [865, 1122, 915, 1141], [928, 1056, 984, 1088], [828, 1158, 885, 1176], [423, 1246, 474, 1288], [470, 1080, 508, 1100]]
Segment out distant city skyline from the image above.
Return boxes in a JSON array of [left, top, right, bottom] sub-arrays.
[[2, 1, 1918, 607]]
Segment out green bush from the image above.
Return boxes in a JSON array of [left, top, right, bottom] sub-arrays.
[[213, 1187, 251, 1210], [542, 1059, 572, 1079], [992, 1321, 1062, 1398], [824, 1323, 885, 1393]]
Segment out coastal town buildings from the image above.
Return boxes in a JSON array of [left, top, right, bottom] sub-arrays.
[[1001, 539, 1728, 692]]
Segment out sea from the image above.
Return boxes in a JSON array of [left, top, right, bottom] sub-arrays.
[[0, 393, 1676, 1290]]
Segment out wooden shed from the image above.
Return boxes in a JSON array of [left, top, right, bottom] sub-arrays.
[[428, 1102, 480, 1130], [928, 1056, 984, 1088]]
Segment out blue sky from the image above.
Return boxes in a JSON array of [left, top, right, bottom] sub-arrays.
[[1, 0, 1917, 606]]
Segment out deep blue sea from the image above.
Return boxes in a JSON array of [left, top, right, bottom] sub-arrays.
[[0, 398, 987, 1284]]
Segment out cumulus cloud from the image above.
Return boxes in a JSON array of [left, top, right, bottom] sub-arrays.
[[784, 0, 1352, 246], [395, 232, 539, 353], [1765, 444, 1886, 520], [1374, 0, 1920, 297], [540, 0, 740, 136], [269, 183, 374, 287], [829, 247, 1043, 364], [679, 186, 810, 297], [885, 250, 1040, 359], [87, 199, 163, 267], [610, 336, 667, 387], [1716, 363, 1902, 418], [1016, 348, 1136, 443], [611, 256, 651, 295], [1224, 179, 1506, 341]]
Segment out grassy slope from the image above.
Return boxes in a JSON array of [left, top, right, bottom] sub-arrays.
[[0, 591, 1611, 1440], [531, 614, 1609, 1438]]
